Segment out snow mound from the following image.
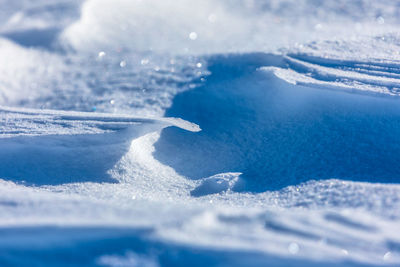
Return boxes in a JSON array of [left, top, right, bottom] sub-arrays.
[[0, 38, 66, 105], [0, 106, 199, 185], [60, 0, 250, 54], [60, 0, 397, 55], [191, 172, 242, 197]]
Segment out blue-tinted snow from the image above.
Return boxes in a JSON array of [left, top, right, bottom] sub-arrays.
[[154, 54, 400, 192], [0, 0, 400, 266]]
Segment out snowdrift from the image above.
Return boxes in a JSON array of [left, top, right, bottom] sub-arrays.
[[0, 106, 199, 185]]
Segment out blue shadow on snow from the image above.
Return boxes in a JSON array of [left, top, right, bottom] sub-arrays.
[[154, 53, 400, 192]]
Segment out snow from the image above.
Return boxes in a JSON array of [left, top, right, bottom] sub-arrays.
[[263, 34, 400, 96], [1, 0, 400, 266], [0, 106, 199, 185], [191, 172, 242, 197]]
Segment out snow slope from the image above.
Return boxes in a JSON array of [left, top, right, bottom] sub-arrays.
[[1, 0, 400, 266], [0, 106, 199, 185]]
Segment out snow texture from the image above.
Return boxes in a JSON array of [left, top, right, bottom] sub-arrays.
[[1, 0, 400, 266]]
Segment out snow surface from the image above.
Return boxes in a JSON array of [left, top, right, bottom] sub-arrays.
[[1, 0, 400, 266]]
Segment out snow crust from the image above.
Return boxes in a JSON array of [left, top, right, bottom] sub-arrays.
[[1, 0, 400, 266], [264, 34, 400, 96]]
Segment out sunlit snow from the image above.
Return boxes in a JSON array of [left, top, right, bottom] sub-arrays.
[[0, 0, 400, 266]]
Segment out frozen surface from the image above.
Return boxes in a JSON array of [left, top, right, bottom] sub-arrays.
[[1, 0, 400, 266], [264, 34, 400, 96], [0, 106, 199, 185]]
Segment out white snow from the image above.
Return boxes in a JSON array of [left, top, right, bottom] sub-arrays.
[[263, 34, 400, 97], [190, 172, 242, 197], [1, 0, 400, 266]]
